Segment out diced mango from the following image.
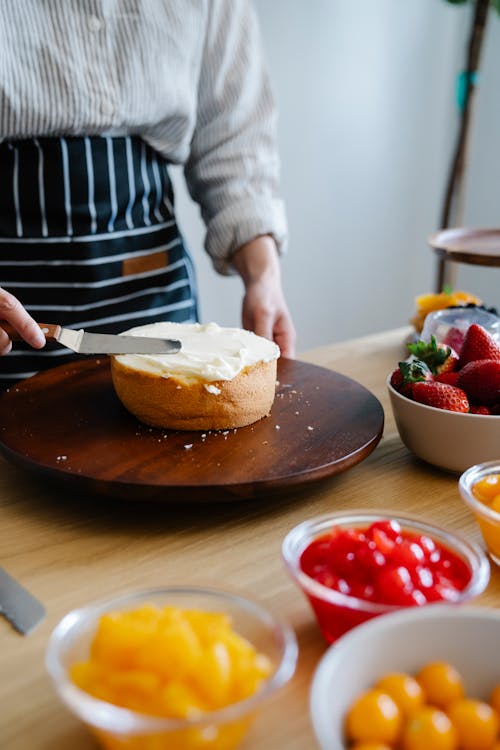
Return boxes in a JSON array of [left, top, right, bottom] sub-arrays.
[[473, 474, 500, 504], [70, 604, 272, 727]]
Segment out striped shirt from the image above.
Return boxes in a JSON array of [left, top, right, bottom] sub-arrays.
[[0, 0, 288, 273]]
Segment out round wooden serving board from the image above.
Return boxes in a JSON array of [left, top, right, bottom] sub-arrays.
[[0, 357, 384, 502]]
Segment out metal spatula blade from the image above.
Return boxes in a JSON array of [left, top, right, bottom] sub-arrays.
[[3, 322, 181, 355], [50, 325, 181, 355]]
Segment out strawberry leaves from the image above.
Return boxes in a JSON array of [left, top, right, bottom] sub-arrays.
[[407, 336, 458, 375]]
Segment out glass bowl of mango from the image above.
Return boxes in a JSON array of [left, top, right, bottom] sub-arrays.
[[45, 586, 298, 750], [459, 461, 500, 566]]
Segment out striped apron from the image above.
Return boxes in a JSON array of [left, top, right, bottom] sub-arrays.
[[0, 135, 198, 390]]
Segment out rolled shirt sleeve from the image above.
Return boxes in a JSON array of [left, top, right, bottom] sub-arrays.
[[184, 0, 288, 275]]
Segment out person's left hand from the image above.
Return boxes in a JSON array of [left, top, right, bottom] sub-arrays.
[[232, 236, 296, 358]]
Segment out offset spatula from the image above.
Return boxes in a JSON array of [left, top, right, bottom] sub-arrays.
[[4, 323, 181, 355]]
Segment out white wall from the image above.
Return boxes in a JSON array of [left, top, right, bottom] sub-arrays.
[[172, 0, 500, 352]]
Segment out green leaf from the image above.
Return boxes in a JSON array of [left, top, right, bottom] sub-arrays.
[[399, 359, 433, 384], [407, 335, 451, 374]]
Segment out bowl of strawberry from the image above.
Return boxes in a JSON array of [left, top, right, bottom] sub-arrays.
[[282, 512, 489, 644], [388, 322, 500, 473]]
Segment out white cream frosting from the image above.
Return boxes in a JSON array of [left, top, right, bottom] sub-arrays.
[[115, 322, 280, 382]]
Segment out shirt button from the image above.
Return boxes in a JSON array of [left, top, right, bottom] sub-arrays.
[[88, 15, 103, 32]]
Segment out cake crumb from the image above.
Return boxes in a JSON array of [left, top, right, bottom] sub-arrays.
[[204, 384, 221, 395]]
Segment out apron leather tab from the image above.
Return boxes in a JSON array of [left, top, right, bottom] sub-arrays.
[[122, 249, 168, 276]]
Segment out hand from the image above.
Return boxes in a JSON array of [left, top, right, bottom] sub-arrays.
[[0, 288, 46, 355], [232, 236, 296, 358]]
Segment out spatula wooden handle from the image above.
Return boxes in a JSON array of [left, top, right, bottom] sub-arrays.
[[0, 321, 61, 341]]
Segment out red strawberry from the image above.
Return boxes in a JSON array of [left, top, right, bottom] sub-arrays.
[[390, 360, 433, 397], [469, 405, 492, 415], [458, 324, 500, 367], [434, 371, 459, 387], [457, 359, 500, 405], [411, 381, 469, 413], [407, 336, 459, 375]]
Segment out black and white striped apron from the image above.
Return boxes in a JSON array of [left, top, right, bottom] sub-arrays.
[[0, 135, 198, 390]]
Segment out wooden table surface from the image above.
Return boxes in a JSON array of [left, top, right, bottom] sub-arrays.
[[2, 327, 499, 750]]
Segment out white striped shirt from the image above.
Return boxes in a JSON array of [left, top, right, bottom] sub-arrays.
[[0, 0, 287, 273]]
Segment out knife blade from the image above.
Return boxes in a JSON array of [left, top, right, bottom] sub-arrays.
[[0, 567, 46, 635], [4, 322, 181, 355]]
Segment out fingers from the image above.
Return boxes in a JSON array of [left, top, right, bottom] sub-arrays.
[[249, 308, 274, 343], [242, 296, 296, 358], [0, 288, 46, 352], [273, 312, 296, 359], [0, 328, 12, 355]]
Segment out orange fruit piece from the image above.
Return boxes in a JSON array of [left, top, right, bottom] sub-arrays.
[[402, 706, 458, 750], [490, 684, 500, 714], [447, 698, 499, 750], [416, 661, 464, 708], [345, 689, 402, 744], [375, 672, 425, 717], [473, 475, 500, 504]]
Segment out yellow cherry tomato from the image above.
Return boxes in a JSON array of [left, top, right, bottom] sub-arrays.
[[447, 698, 499, 750], [473, 475, 500, 504], [402, 707, 458, 750], [350, 744, 393, 750], [416, 662, 464, 708], [490, 684, 500, 715], [375, 672, 425, 717], [345, 689, 402, 745]]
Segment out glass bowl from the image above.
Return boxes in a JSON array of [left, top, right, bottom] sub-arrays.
[[45, 586, 298, 750], [282, 511, 490, 644], [459, 460, 500, 566]]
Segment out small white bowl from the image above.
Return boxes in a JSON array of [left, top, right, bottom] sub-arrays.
[[310, 605, 500, 750], [387, 377, 500, 473]]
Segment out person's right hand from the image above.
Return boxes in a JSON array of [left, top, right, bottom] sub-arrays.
[[0, 288, 46, 355]]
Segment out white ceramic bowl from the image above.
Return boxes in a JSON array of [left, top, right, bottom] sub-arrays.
[[310, 605, 500, 750], [387, 377, 500, 473]]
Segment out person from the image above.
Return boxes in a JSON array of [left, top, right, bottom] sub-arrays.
[[0, 0, 295, 391]]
